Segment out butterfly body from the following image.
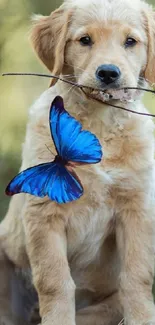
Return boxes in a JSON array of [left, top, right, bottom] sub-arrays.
[[54, 154, 68, 165], [6, 96, 103, 204]]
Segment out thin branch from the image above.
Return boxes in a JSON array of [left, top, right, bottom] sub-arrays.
[[81, 89, 155, 118], [2, 72, 155, 117]]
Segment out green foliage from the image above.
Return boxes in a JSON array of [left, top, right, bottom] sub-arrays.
[[0, 0, 155, 219]]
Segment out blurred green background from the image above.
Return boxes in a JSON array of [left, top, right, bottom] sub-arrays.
[[0, 0, 63, 217], [0, 0, 155, 218]]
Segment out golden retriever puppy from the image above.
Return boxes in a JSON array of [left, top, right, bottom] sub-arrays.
[[1, 0, 155, 324]]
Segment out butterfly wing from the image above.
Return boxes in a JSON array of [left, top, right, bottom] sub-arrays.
[[6, 163, 57, 197], [50, 96, 103, 163], [50, 96, 82, 156], [64, 130, 102, 163], [47, 164, 83, 203], [6, 162, 83, 204]]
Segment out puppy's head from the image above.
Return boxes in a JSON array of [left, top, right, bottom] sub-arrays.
[[31, 0, 155, 103]]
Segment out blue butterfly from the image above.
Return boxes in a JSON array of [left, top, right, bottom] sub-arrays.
[[6, 96, 103, 204]]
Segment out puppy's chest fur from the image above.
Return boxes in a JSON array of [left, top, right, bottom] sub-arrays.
[[65, 175, 117, 301], [63, 110, 154, 294], [27, 97, 154, 297]]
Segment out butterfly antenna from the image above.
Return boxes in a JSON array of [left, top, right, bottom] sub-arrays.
[[45, 144, 55, 157]]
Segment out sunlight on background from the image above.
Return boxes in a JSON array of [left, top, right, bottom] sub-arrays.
[[0, 0, 155, 217]]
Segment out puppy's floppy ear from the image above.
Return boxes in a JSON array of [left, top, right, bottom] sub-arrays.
[[31, 6, 72, 86], [143, 8, 155, 85]]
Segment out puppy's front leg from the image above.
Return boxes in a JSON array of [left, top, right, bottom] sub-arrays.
[[116, 197, 155, 325], [23, 197, 76, 325]]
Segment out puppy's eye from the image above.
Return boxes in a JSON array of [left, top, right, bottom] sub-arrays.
[[125, 37, 137, 48], [79, 36, 92, 46]]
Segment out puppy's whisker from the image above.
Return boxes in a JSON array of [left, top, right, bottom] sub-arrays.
[[118, 318, 124, 325], [66, 64, 96, 81], [63, 74, 80, 79], [65, 63, 86, 73], [139, 76, 152, 85], [64, 84, 77, 97], [65, 64, 97, 81]]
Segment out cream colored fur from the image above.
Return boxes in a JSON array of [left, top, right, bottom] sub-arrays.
[[1, 0, 155, 324]]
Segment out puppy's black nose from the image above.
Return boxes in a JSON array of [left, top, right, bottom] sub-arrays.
[[96, 64, 121, 85]]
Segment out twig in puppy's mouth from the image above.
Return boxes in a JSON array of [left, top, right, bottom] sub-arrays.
[[2, 72, 155, 117], [81, 89, 155, 117]]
